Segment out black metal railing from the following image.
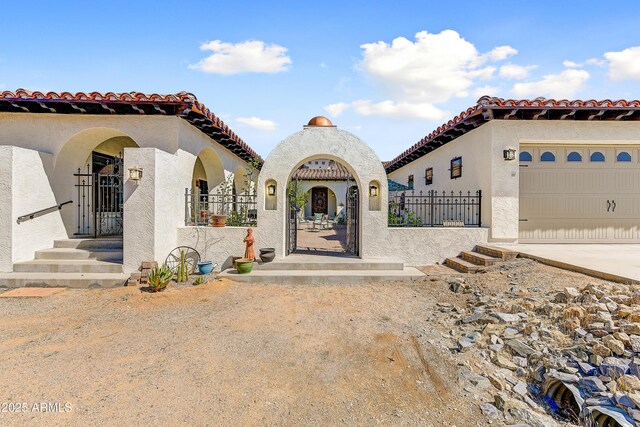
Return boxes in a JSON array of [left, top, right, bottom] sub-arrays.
[[185, 189, 257, 227], [388, 190, 482, 227], [17, 200, 73, 224]]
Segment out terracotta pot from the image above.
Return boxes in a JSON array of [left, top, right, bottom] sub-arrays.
[[211, 214, 227, 227], [259, 248, 275, 263], [235, 258, 254, 274]]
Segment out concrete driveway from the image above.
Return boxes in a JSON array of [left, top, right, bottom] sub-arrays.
[[497, 244, 640, 284]]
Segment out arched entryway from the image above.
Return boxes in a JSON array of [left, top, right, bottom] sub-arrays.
[[53, 127, 140, 237], [287, 158, 359, 255], [256, 117, 389, 260]]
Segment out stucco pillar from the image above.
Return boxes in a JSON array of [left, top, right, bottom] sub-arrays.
[[0, 146, 13, 271], [123, 147, 188, 272]]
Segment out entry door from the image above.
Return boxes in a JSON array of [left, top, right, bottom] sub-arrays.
[[311, 187, 328, 214], [519, 145, 640, 242]]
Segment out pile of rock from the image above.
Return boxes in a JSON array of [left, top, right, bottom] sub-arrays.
[[448, 277, 640, 426]]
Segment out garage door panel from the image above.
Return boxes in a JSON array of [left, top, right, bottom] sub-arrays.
[[519, 144, 640, 243]]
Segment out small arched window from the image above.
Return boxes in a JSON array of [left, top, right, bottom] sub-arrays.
[[567, 152, 582, 162], [519, 151, 532, 162], [540, 151, 556, 162], [590, 151, 605, 162], [617, 151, 632, 162]]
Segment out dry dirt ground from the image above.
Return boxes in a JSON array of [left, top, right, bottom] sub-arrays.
[[0, 259, 609, 426]]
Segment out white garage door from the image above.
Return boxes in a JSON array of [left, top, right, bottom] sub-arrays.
[[519, 145, 640, 243]]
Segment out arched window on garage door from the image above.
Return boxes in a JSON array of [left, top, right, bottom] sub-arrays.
[[567, 151, 582, 162], [519, 151, 532, 162], [617, 151, 632, 162], [590, 151, 605, 162], [540, 151, 555, 162]]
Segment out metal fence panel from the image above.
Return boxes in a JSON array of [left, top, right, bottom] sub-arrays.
[[388, 190, 482, 227]]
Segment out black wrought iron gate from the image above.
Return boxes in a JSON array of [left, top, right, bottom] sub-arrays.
[[346, 185, 359, 256], [286, 180, 298, 254], [74, 156, 124, 237]]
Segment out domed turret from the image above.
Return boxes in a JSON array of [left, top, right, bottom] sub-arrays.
[[306, 116, 335, 127]]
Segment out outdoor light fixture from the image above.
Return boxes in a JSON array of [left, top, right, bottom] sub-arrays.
[[503, 148, 516, 161], [267, 184, 276, 196], [369, 185, 378, 197], [128, 166, 143, 182]]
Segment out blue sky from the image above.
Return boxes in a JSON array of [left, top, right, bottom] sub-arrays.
[[2, 1, 640, 160]]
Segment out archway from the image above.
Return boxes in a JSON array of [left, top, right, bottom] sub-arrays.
[[256, 121, 389, 260], [52, 127, 140, 237], [287, 157, 358, 256]]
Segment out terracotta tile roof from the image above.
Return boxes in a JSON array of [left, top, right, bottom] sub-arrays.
[[385, 96, 640, 173], [0, 88, 260, 164], [292, 161, 353, 180]]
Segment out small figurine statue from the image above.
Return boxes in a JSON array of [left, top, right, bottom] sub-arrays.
[[243, 228, 255, 260]]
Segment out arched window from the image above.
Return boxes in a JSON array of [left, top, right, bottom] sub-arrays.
[[590, 151, 605, 162], [567, 152, 582, 162], [519, 151, 532, 162], [540, 151, 555, 162], [617, 151, 632, 162]]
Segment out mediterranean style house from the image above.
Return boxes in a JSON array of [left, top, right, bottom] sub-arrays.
[[0, 89, 638, 286]]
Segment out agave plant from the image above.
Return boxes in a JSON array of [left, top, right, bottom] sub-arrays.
[[147, 264, 173, 292]]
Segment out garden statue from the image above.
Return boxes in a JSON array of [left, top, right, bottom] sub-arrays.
[[243, 228, 255, 260]]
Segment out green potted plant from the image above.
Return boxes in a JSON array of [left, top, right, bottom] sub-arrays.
[[235, 258, 254, 274]]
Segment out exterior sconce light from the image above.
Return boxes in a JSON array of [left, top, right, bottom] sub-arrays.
[[503, 148, 516, 161], [369, 185, 378, 197], [128, 166, 143, 182], [267, 184, 276, 196]]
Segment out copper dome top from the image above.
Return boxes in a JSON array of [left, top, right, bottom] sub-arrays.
[[306, 116, 334, 127]]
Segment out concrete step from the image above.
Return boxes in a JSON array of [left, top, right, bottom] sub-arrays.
[[444, 257, 482, 273], [219, 267, 424, 284], [474, 245, 518, 261], [13, 259, 123, 273], [35, 248, 122, 262], [255, 256, 404, 271], [460, 250, 501, 266], [54, 238, 123, 250], [0, 272, 129, 289]]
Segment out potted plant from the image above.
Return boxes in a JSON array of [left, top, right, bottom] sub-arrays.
[[211, 174, 234, 227], [235, 258, 254, 274]]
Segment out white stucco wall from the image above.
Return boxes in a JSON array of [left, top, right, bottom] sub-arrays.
[[176, 226, 253, 271], [0, 146, 68, 271]]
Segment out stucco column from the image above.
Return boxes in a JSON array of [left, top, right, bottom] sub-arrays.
[[123, 147, 188, 272], [0, 146, 13, 271]]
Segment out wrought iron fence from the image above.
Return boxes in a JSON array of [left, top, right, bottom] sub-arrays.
[[185, 189, 257, 227], [388, 190, 482, 227]]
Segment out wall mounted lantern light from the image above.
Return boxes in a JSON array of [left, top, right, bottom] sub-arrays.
[[128, 166, 143, 182], [503, 148, 516, 161], [369, 185, 378, 197], [267, 184, 276, 196]]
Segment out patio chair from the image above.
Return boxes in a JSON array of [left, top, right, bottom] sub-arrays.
[[312, 213, 329, 230]]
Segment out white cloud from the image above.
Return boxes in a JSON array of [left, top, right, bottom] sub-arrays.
[[499, 64, 537, 80], [484, 45, 518, 62], [324, 102, 350, 117], [604, 46, 640, 81], [512, 69, 590, 99], [472, 85, 499, 97], [562, 60, 582, 68], [358, 30, 517, 105], [236, 116, 277, 131], [189, 40, 291, 74], [586, 58, 606, 66], [351, 99, 448, 121]]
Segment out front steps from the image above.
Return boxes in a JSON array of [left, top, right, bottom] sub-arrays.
[[0, 237, 127, 289], [445, 245, 517, 273], [219, 254, 424, 284]]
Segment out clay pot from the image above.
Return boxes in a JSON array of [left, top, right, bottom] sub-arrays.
[[259, 248, 276, 263], [235, 258, 254, 274], [211, 214, 227, 227]]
